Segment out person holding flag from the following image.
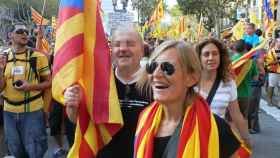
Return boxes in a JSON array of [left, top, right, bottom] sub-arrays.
[[231, 40, 259, 123], [64, 26, 152, 158]]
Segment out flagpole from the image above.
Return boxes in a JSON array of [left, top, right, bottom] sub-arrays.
[[197, 13, 202, 41], [36, 0, 47, 50], [39, 0, 47, 28]]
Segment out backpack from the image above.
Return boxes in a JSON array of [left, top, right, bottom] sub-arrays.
[[2, 48, 42, 106]]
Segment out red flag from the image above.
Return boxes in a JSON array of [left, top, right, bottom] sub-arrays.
[[52, 0, 123, 157]]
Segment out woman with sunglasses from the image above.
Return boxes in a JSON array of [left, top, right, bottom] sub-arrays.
[[195, 38, 251, 147], [134, 40, 240, 158]]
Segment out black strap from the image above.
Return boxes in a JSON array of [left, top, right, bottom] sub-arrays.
[[206, 76, 221, 105], [29, 56, 39, 80], [2, 92, 43, 106], [7, 59, 30, 63], [162, 119, 183, 158], [6, 48, 39, 80]]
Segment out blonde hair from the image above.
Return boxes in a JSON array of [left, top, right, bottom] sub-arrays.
[[137, 40, 201, 106]]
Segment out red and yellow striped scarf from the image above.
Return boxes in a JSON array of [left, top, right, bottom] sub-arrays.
[[134, 96, 219, 158]]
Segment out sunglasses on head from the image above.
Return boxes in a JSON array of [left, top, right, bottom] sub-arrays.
[[146, 61, 175, 76], [14, 29, 29, 35]]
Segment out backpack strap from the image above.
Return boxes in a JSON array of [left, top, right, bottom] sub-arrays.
[[5, 48, 39, 81], [2, 92, 43, 106], [29, 49, 39, 81]]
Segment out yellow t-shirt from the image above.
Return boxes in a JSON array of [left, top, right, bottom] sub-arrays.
[[2, 49, 50, 113]]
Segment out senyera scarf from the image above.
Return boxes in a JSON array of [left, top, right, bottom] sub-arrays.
[[134, 96, 220, 158]]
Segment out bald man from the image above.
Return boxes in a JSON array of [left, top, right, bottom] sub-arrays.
[[65, 26, 152, 158]]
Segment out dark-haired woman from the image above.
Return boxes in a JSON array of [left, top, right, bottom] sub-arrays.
[[196, 38, 251, 147]]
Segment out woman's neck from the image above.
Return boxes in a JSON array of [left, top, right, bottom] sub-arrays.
[[162, 101, 184, 123], [156, 100, 184, 137], [201, 69, 217, 82]]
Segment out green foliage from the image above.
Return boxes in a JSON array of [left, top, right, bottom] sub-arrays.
[[0, 0, 58, 23], [176, 0, 237, 31], [168, 4, 182, 17], [132, 0, 158, 25], [132, 0, 168, 25]]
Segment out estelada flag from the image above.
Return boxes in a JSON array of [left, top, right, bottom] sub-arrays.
[[231, 39, 267, 87], [52, 0, 123, 157]]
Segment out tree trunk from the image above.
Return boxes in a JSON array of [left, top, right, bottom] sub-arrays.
[[214, 14, 221, 38]]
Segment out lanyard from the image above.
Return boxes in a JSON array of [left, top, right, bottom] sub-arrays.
[[11, 49, 29, 84]]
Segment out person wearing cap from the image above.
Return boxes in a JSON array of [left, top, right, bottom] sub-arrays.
[[0, 24, 51, 158]]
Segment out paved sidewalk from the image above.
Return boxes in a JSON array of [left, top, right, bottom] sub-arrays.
[[251, 103, 280, 158]]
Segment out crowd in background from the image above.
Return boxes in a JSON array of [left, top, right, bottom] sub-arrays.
[[0, 20, 280, 158]]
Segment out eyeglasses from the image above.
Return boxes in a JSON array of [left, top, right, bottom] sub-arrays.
[[14, 29, 29, 35], [146, 61, 175, 76]]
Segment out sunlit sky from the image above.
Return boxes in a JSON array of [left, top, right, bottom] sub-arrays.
[[166, 0, 177, 8], [101, 0, 178, 13]]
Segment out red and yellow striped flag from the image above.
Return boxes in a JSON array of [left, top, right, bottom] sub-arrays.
[[36, 34, 50, 54], [179, 16, 185, 34], [30, 7, 49, 25], [52, 0, 123, 157], [231, 130, 252, 158], [149, 0, 164, 25], [231, 39, 267, 87]]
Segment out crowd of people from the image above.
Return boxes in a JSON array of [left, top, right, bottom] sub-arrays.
[[0, 20, 279, 158]]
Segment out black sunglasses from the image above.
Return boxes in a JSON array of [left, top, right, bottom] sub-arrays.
[[14, 29, 29, 35], [146, 61, 175, 76]]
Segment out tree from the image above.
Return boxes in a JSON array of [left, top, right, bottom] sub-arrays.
[[0, 0, 59, 23], [168, 4, 182, 17], [131, 0, 161, 25], [0, 0, 58, 41], [176, 0, 239, 37]]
